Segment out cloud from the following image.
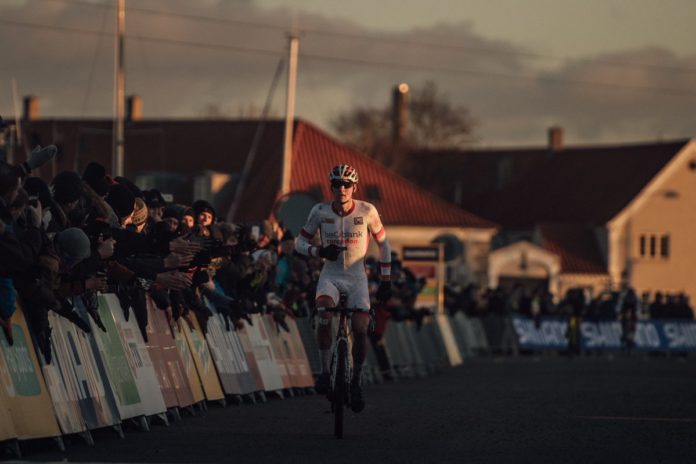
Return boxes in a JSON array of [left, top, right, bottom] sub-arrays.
[[1, 0, 695, 146]]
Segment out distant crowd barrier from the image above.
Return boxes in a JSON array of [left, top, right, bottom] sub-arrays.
[[511, 314, 696, 352]]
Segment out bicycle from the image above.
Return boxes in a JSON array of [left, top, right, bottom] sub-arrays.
[[323, 293, 374, 439]]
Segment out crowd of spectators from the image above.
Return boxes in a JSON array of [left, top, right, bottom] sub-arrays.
[[0, 137, 427, 369], [445, 282, 695, 321]]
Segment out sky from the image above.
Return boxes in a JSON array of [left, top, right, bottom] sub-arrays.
[[1, 0, 696, 146]]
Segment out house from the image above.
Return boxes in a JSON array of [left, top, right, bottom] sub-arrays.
[[15, 113, 498, 285], [402, 128, 696, 301]]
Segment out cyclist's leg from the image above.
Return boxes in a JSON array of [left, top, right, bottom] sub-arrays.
[[315, 274, 339, 377], [350, 312, 370, 381], [347, 277, 371, 383]]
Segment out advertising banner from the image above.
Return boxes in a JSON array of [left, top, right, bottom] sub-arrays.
[[260, 315, 293, 389], [145, 298, 195, 408], [83, 293, 165, 419], [243, 314, 284, 392], [233, 323, 264, 393], [178, 314, 224, 402], [512, 314, 696, 352], [48, 310, 120, 431], [281, 318, 315, 387], [402, 246, 443, 313], [0, 305, 61, 440], [0, 374, 16, 441], [39, 320, 86, 435], [203, 298, 258, 395], [171, 319, 205, 405]]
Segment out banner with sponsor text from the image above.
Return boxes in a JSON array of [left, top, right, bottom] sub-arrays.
[[511, 314, 696, 352]]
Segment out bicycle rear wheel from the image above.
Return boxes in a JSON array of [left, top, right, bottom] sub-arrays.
[[333, 339, 348, 439]]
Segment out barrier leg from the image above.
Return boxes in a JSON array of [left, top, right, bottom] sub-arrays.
[[53, 436, 66, 452], [183, 405, 196, 417], [138, 415, 150, 432], [113, 424, 125, 439], [284, 388, 295, 398], [257, 391, 268, 403], [80, 430, 95, 446], [5, 439, 21, 457]]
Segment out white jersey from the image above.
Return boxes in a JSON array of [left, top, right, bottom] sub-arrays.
[[298, 199, 387, 275], [296, 199, 391, 310]]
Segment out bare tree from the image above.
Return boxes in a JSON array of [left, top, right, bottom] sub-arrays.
[[331, 81, 476, 168]]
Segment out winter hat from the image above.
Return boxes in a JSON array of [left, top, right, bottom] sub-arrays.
[[113, 176, 143, 199], [192, 200, 216, 221], [182, 207, 195, 220], [82, 162, 111, 197], [132, 197, 148, 227], [51, 171, 83, 204], [143, 189, 166, 208], [55, 227, 91, 267], [23, 177, 52, 208], [105, 184, 135, 219], [162, 205, 181, 220]]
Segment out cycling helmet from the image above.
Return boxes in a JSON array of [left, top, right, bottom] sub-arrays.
[[329, 164, 359, 184]]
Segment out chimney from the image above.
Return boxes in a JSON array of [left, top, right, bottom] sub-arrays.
[[548, 126, 563, 151], [127, 95, 142, 121], [22, 95, 39, 120], [392, 83, 410, 146]]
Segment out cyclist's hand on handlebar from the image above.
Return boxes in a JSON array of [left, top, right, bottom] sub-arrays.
[[376, 280, 392, 303], [318, 244, 346, 261]]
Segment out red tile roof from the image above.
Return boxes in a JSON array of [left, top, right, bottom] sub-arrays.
[[538, 222, 607, 274], [406, 140, 689, 228], [20, 118, 496, 229], [290, 121, 496, 228]]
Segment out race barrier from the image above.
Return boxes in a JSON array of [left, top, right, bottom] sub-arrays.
[[0, 284, 470, 455], [0, 304, 61, 441], [47, 310, 120, 433], [176, 314, 225, 402], [449, 312, 490, 357], [511, 314, 696, 352], [145, 297, 197, 410]]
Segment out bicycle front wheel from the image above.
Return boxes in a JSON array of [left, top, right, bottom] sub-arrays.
[[333, 339, 348, 439]]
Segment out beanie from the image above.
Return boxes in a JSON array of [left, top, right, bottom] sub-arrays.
[[132, 197, 148, 227], [82, 162, 111, 197], [192, 200, 216, 221], [163, 205, 181, 220], [106, 184, 136, 219], [23, 177, 52, 208], [144, 189, 166, 208], [113, 176, 143, 199], [55, 227, 91, 266], [51, 171, 83, 204]]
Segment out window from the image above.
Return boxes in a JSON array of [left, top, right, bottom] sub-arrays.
[[639, 235, 646, 257], [639, 233, 671, 259], [649, 235, 656, 257], [660, 235, 670, 258]]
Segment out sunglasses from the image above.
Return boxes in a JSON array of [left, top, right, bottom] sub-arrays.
[[331, 180, 354, 189]]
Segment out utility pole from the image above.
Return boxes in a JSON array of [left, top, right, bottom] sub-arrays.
[[113, 0, 125, 177], [281, 34, 299, 195]]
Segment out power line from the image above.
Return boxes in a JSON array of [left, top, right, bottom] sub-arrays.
[[48, 0, 696, 76], [3, 17, 696, 98]]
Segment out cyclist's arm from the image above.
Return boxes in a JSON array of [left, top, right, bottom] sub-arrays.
[[295, 204, 321, 258], [369, 207, 391, 281]]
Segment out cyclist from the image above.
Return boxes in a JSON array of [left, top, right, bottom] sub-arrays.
[[295, 164, 392, 413]]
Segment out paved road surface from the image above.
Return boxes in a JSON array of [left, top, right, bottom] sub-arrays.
[[12, 355, 696, 463]]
